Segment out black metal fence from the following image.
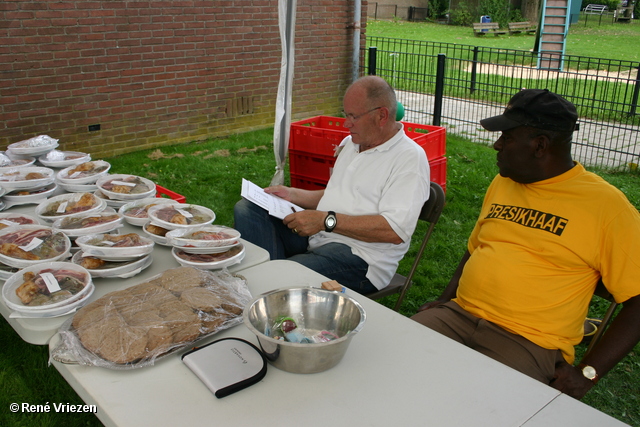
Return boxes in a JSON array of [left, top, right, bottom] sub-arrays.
[[363, 36, 640, 168]]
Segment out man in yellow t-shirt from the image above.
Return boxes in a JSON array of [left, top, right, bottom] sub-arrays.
[[411, 89, 640, 400]]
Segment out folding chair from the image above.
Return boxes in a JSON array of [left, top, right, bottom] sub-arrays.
[[584, 279, 619, 357], [367, 181, 445, 311]]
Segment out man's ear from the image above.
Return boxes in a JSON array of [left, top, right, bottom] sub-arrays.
[[533, 134, 550, 158], [377, 107, 391, 126]]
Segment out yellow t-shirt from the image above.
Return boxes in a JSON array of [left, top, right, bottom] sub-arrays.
[[455, 163, 640, 363]]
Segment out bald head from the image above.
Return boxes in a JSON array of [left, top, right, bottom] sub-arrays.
[[347, 76, 398, 120]]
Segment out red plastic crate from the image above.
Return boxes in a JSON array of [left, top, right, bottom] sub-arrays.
[[429, 156, 447, 193], [155, 185, 186, 203], [289, 149, 336, 183], [290, 155, 447, 193], [290, 116, 446, 160], [290, 173, 330, 191]]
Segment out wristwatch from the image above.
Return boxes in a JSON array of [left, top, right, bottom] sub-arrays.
[[324, 211, 337, 232], [578, 363, 599, 384]]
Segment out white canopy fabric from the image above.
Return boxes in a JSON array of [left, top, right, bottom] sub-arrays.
[[270, 0, 297, 186]]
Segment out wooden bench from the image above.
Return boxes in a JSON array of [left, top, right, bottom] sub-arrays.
[[508, 21, 537, 35], [472, 22, 507, 36]]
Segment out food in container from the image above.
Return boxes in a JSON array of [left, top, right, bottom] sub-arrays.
[[35, 192, 106, 223], [56, 160, 111, 185], [2, 262, 94, 318], [142, 222, 171, 246], [0, 261, 21, 281], [96, 174, 156, 201], [71, 250, 153, 278], [0, 213, 40, 230], [6, 135, 59, 157], [0, 166, 55, 190], [165, 225, 240, 251], [2, 183, 57, 207], [0, 152, 36, 168], [52, 212, 123, 237], [171, 243, 245, 269], [75, 233, 154, 261], [118, 197, 180, 226], [0, 225, 71, 268], [38, 150, 91, 168], [147, 203, 215, 230]]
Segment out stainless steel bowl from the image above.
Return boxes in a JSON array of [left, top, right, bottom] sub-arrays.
[[243, 287, 366, 374]]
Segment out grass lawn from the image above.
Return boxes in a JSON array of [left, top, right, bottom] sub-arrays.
[[366, 18, 640, 63], [4, 128, 639, 426]]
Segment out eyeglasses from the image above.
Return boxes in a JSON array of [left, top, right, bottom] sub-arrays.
[[342, 107, 382, 122]]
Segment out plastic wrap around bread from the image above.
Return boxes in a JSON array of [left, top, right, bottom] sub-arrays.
[[52, 266, 252, 369]]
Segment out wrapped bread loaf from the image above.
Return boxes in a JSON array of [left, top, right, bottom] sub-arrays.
[[54, 266, 252, 369]]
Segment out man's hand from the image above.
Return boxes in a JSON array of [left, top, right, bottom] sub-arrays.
[[283, 210, 326, 237], [549, 360, 594, 399], [265, 185, 293, 201]]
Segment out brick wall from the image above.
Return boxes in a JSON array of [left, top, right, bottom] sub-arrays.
[[0, 0, 367, 158]]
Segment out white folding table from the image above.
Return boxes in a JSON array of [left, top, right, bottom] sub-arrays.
[[48, 260, 629, 427]]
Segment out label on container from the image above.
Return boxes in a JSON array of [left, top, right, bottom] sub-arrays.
[[0, 220, 16, 227], [40, 272, 61, 293], [19, 237, 43, 252], [111, 180, 136, 187], [57, 201, 68, 213]]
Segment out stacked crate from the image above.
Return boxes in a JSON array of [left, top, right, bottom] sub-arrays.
[[289, 116, 447, 192]]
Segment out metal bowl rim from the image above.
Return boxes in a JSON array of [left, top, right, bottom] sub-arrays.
[[243, 286, 366, 347]]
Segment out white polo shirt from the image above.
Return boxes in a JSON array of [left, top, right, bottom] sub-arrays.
[[308, 125, 431, 290]]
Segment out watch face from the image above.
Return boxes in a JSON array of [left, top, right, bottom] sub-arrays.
[[326, 217, 336, 228], [583, 366, 597, 380]]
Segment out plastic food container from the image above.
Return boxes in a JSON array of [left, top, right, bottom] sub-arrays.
[[171, 243, 245, 270], [6, 135, 59, 157], [0, 213, 40, 229], [38, 150, 91, 168], [52, 212, 124, 238], [118, 198, 180, 226], [142, 222, 171, 246], [96, 174, 156, 201], [56, 160, 111, 185], [35, 192, 107, 224], [75, 233, 154, 261], [0, 225, 72, 268], [0, 152, 36, 168], [72, 250, 153, 278], [147, 203, 215, 230], [2, 183, 57, 208], [0, 166, 55, 191], [2, 261, 93, 317], [165, 225, 241, 252]]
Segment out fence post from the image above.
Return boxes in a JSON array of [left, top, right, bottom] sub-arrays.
[[433, 54, 445, 127], [630, 66, 640, 117], [470, 46, 479, 94], [368, 47, 377, 76]]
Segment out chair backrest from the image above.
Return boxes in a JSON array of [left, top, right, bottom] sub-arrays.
[[396, 181, 446, 298], [368, 181, 445, 310]]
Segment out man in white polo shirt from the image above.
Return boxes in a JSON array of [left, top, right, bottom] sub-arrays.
[[234, 75, 431, 294]]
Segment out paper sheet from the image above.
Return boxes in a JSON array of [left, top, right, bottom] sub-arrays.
[[241, 179, 303, 220]]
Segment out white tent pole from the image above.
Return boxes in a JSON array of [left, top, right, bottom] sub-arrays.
[[271, 0, 296, 186], [352, 0, 361, 82]]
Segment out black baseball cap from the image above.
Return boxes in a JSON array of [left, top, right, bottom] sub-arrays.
[[480, 89, 578, 132]]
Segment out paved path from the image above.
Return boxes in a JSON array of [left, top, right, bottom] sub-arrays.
[[397, 91, 640, 168]]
